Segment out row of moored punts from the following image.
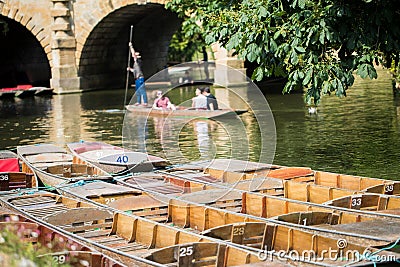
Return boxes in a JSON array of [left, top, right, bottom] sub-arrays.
[[1, 141, 400, 266], [0, 85, 53, 98]]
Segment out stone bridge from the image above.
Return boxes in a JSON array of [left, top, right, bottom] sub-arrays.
[[0, 0, 181, 93]]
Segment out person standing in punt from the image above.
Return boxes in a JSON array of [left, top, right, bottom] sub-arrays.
[[127, 42, 148, 106]]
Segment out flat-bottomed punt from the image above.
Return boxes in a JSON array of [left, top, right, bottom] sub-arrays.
[[59, 177, 400, 252], [68, 141, 169, 174], [14, 192, 398, 266], [17, 144, 111, 187], [0, 192, 274, 267], [126, 105, 248, 119]]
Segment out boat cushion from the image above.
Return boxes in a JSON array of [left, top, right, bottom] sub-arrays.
[[0, 158, 19, 172]]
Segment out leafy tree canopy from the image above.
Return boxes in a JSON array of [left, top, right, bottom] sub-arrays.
[[168, 25, 205, 63], [166, 0, 400, 104]]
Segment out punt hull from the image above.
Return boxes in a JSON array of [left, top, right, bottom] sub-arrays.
[[126, 105, 248, 119], [68, 141, 169, 175], [0, 192, 270, 267], [17, 144, 112, 188]]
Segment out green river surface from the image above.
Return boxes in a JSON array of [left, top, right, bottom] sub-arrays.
[[1, 68, 399, 180]]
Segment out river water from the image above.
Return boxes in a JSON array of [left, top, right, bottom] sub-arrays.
[[1, 68, 399, 180]]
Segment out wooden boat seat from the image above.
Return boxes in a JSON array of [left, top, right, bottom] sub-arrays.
[[27, 205, 69, 218], [322, 194, 398, 211], [26, 153, 73, 164], [109, 195, 166, 212], [18, 145, 67, 156], [143, 242, 226, 266], [262, 167, 314, 180], [202, 222, 267, 249], [46, 163, 94, 178], [125, 176, 184, 194], [271, 211, 340, 226], [364, 182, 400, 195], [0, 172, 34, 190], [132, 208, 168, 219], [42, 207, 113, 233], [210, 200, 242, 210], [9, 195, 58, 209]]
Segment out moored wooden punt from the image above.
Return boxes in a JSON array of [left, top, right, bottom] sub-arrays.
[[323, 193, 400, 212], [31, 86, 54, 96], [265, 168, 400, 195], [49, 190, 400, 266], [17, 144, 112, 187], [106, 179, 400, 248], [126, 105, 248, 119], [150, 167, 399, 209], [281, 180, 400, 212], [68, 141, 169, 175], [271, 211, 340, 226], [0, 192, 276, 267], [155, 168, 400, 217], [172, 159, 279, 174], [0, 88, 16, 98], [116, 170, 282, 197], [163, 165, 400, 216], [64, 180, 400, 253], [178, 160, 400, 197], [59, 169, 284, 208], [160, 168, 284, 193], [0, 206, 126, 267], [312, 170, 400, 195], [117, 172, 203, 195]]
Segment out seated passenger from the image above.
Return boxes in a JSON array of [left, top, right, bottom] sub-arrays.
[[202, 87, 219, 110], [153, 90, 175, 110], [192, 88, 207, 110]]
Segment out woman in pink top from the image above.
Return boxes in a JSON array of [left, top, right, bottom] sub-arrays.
[[153, 91, 175, 110]]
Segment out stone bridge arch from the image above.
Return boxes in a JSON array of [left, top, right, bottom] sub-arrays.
[[0, 0, 180, 93], [0, 0, 52, 88], [75, 1, 180, 90]]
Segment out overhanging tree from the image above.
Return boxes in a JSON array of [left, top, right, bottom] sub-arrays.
[[166, 0, 400, 104]]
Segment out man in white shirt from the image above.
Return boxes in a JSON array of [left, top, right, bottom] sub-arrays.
[[192, 88, 207, 110]]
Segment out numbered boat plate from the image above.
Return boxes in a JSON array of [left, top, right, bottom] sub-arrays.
[[98, 152, 149, 166]]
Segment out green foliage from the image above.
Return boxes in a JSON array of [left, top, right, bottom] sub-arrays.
[[168, 24, 206, 62], [0, 230, 70, 267], [167, 0, 400, 104]]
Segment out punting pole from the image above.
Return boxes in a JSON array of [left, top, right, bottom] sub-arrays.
[[123, 25, 134, 111]]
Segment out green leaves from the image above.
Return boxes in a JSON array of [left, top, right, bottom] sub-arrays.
[[166, 0, 400, 105], [303, 68, 313, 86], [246, 43, 260, 62], [357, 64, 378, 79], [252, 66, 264, 81]]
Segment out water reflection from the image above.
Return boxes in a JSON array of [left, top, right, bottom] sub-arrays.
[[0, 69, 399, 179]]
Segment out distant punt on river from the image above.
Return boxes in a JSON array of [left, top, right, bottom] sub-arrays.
[[126, 105, 248, 119]]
